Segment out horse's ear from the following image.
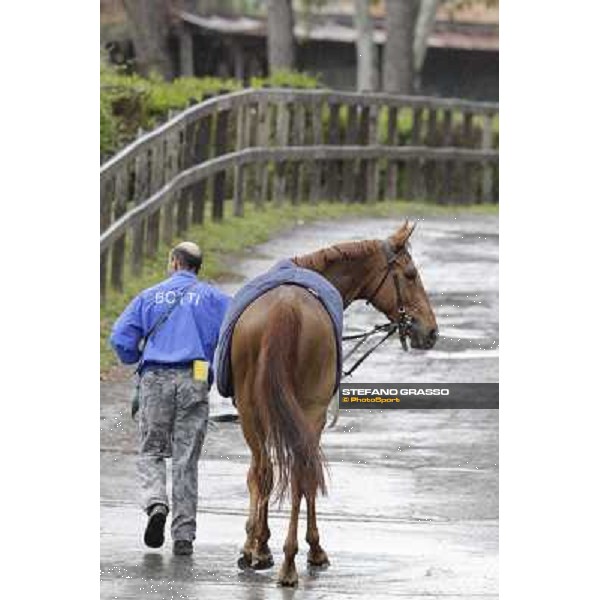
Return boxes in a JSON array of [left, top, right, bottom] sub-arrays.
[[389, 220, 416, 250]]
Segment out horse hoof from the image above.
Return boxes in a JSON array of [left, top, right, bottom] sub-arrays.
[[278, 575, 299, 587], [237, 553, 252, 570], [278, 564, 299, 587], [251, 554, 274, 570], [307, 550, 330, 568]]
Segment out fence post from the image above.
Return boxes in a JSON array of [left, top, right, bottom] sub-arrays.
[[274, 101, 290, 205], [162, 132, 176, 245], [385, 106, 399, 201], [212, 107, 230, 221], [175, 130, 189, 236], [461, 112, 474, 204], [406, 107, 423, 200], [326, 102, 342, 201], [356, 103, 370, 203], [177, 102, 199, 235], [440, 109, 453, 204], [233, 104, 247, 216], [131, 138, 148, 278], [366, 103, 379, 203], [191, 107, 213, 224], [298, 102, 310, 202], [342, 103, 358, 203], [256, 97, 270, 208], [110, 169, 128, 292], [100, 175, 115, 303], [288, 103, 304, 204], [481, 113, 494, 204], [425, 108, 439, 202], [146, 141, 163, 258], [309, 99, 324, 204], [244, 103, 258, 206]]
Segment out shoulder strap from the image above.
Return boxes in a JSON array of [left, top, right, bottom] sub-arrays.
[[135, 281, 197, 374]]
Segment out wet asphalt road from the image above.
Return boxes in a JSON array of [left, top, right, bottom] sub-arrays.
[[101, 214, 499, 599]]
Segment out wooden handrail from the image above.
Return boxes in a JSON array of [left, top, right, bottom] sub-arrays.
[[100, 144, 498, 252], [99, 87, 499, 300]]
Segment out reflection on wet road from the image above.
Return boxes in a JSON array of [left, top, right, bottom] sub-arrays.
[[101, 214, 498, 599]]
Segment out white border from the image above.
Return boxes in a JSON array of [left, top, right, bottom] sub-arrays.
[[1, 1, 98, 597]]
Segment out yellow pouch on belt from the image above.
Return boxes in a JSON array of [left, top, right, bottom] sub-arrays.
[[193, 360, 209, 381]]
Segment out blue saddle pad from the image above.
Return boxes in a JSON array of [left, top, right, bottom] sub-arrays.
[[214, 259, 344, 399]]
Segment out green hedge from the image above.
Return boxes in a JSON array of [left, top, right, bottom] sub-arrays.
[[100, 62, 322, 160]]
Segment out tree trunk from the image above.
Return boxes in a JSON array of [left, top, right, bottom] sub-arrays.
[[354, 0, 377, 91], [383, 0, 417, 94], [123, 0, 174, 80], [179, 0, 199, 11], [266, 0, 295, 73], [178, 24, 194, 77], [413, 0, 439, 91]]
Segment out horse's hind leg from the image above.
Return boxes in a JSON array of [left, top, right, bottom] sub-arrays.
[[306, 414, 330, 567], [238, 456, 259, 569], [306, 491, 329, 567], [277, 479, 301, 587], [251, 456, 274, 569]]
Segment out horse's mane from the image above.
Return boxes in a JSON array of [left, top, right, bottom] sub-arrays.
[[293, 239, 381, 272]]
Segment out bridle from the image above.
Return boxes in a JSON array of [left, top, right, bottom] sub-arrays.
[[365, 239, 413, 351], [341, 239, 414, 379]]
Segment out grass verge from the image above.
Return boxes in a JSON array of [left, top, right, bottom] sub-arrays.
[[100, 199, 498, 375]]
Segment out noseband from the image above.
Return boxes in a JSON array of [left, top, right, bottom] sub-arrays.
[[365, 239, 413, 351]]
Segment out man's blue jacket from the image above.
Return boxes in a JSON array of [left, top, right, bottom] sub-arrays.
[[110, 270, 231, 382]]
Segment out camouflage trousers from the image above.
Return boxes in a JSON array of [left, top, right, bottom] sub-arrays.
[[138, 368, 209, 542]]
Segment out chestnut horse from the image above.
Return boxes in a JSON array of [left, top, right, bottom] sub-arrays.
[[231, 221, 438, 586]]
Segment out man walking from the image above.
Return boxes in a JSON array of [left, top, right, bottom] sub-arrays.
[[110, 241, 230, 555]]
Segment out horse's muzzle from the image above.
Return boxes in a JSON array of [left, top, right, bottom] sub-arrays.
[[410, 326, 438, 350]]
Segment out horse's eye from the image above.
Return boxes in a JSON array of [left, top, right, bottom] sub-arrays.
[[404, 266, 417, 280]]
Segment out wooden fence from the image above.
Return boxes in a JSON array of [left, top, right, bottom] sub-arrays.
[[100, 88, 499, 302]]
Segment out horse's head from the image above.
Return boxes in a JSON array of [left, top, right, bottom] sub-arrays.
[[365, 221, 438, 350]]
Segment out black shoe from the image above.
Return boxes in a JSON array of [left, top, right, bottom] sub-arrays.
[[144, 504, 168, 548], [173, 540, 193, 556]]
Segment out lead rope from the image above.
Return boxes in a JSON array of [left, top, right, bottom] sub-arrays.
[[342, 325, 399, 378], [327, 323, 400, 428]]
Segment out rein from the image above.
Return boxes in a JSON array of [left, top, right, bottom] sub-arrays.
[[341, 323, 398, 378]]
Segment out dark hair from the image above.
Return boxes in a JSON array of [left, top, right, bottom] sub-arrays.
[[172, 248, 202, 273]]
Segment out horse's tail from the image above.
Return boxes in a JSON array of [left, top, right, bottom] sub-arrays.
[[253, 300, 327, 503]]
